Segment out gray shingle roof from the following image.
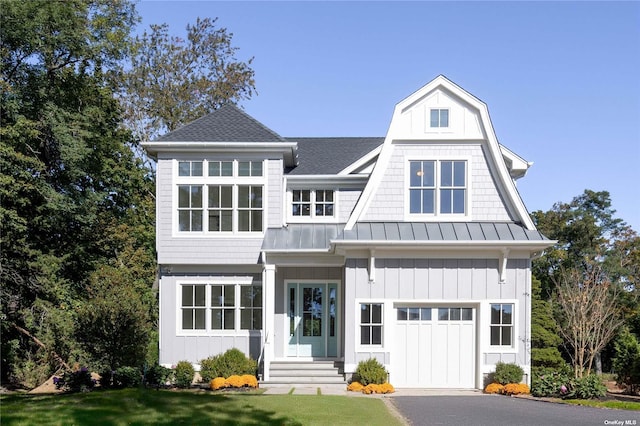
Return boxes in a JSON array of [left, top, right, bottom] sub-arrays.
[[156, 104, 287, 142], [284, 137, 384, 175], [262, 222, 550, 251]]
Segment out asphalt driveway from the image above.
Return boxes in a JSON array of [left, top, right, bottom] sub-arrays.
[[391, 395, 640, 426]]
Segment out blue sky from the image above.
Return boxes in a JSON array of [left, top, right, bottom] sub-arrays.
[[137, 1, 640, 231]]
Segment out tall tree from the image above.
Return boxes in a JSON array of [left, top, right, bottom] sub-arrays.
[[553, 262, 625, 378], [531, 189, 638, 375], [532, 190, 630, 298], [1, 0, 157, 387], [118, 17, 256, 144]]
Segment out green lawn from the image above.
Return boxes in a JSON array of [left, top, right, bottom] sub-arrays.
[[562, 398, 640, 411], [0, 388, 404, 426]]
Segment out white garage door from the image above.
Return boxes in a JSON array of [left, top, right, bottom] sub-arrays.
[[393, 306, 475, 388]]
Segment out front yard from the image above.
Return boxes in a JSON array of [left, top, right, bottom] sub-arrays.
[[0, 388, 403, 426]]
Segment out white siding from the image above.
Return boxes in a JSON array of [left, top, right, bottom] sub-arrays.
[[155, 156, 281, 265], [337, 188, 362, 223], [343, 257, 531, 388], [158, 273, 263, 367], [362, 144, 513, 222]]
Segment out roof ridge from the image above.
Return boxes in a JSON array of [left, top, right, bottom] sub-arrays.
[[225, 104, 286, 142]]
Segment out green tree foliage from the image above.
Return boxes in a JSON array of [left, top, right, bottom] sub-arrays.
[[0, 0, 157, 387], [119, 17, 256, 143], [530, 277, 565, 368], [531, 190, 638, 377], [613, 327, 640, 394], [531, 190, 633, 297]]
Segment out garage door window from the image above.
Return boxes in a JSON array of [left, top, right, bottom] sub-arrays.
[[438, 307, 473, 321], [360, 303, 382, 345], [490, 304, 513, 346], [397, 307, 432, 321]]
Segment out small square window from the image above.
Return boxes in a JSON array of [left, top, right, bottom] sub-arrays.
[[430, 109, 449, 128]]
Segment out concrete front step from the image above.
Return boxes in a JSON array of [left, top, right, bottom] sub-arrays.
[[265, 361, 345, 385]]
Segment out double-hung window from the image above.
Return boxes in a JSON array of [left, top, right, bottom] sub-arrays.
[[490, 303, 513, 346], [176, 160, 264, 233], [408, 160, 467, 216], [290, 189, 335, 219], [360, 303, 383, 345], [180, 282, 263, 333]]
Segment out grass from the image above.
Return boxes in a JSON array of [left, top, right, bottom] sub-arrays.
[[0, 388, 403, 425], [562, 398, 640, 411]]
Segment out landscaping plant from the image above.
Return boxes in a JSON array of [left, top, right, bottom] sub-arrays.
[[352, 358, 388, 386], [492, 362, 524, 385], [199, 348, 257, 382], [174, 361, 194, 389]]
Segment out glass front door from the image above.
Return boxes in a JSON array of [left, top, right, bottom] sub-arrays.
[[288, 282, 338, 357]]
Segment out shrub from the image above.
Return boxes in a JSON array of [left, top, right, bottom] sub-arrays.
[[174, 361, 194, 389], [503, 383, 530, 395], [493, 362, 524, 385], [55, 367, 95, 393], [484, 383, 504, 394], [353, 358, 388, 386], [568, 375, 607, 399], [144, 364, 172, 388], [199, 348, 257, 381], [113, 366, 141, 388], [613, 327, 640, 395], [531, 366, 572, 398]]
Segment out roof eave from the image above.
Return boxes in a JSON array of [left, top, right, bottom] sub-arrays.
[[141, 141, 299, 167]]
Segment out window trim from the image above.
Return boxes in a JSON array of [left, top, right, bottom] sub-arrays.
[[176, 277, 262, 336], [487, 300, 517, 352], [429, 108, 450, 128], [286, 188, 338, 223], [356, 301, 385, 348], [404, 155, 471, 221], [173, 159, 266, 237]]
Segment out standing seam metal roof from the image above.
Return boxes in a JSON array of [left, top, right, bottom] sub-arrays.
[[262, 222, 550, 251]]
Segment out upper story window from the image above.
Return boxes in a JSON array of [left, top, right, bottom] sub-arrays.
[[408, 160, 466, 215], [176, 159, 264, 234], [430, 108, 449, 128], [179, 161, 203, 176], [290, 189, 335, 220]]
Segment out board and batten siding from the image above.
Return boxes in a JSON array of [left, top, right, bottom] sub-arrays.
[[158, 273, 262, 367], [362, 144, 513, 222], [343, 257, 531, 376], [155, 156, 281, 265]]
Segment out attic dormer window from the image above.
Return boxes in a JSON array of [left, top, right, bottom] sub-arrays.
[[430, 109, 449, 128]]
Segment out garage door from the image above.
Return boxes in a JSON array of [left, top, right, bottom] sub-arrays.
[[393, 306, 475, 388]]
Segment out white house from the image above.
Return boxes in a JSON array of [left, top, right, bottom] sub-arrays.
[[142, 75, 553, 388]]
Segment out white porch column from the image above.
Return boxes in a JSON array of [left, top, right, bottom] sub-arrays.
[[262, 263, 276, 381]]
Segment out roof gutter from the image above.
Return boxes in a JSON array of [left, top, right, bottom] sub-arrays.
[[141, 141, 299, 167]]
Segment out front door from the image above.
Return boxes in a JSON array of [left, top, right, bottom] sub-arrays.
[[287, 282, 338, 357]]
